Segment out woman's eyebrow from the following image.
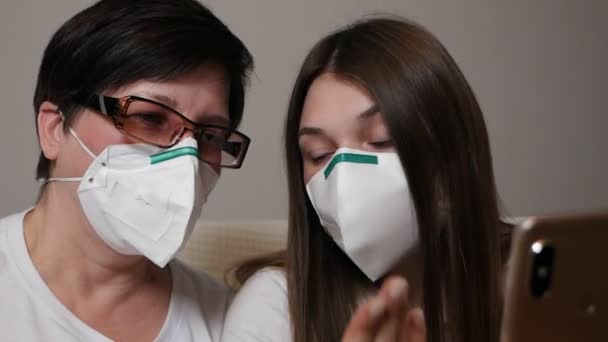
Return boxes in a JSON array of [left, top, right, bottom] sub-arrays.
[[197, 114, 230, 127], [358, 104, 379, 120], [136, 91, 178, 109], [298, 126, 324, 137]]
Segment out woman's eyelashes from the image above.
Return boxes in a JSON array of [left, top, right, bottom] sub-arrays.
[[300, 146, 332, 164], [368, 139, 394, 150], [304, 141, 392, 163], [310, 152, 333, 164]]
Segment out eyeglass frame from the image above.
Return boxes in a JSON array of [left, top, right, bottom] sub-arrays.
[[75, 94, 251, 168]]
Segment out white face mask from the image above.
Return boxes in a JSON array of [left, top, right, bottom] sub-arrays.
[[305, 148, 418, 281], [47, 129, 218, 267]]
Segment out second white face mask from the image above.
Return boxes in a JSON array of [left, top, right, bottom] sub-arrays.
[[305, 148, 418, 281], [49, 131, 218, 267]]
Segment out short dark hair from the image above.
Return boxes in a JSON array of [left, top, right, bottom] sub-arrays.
[[34, 0, 253, 180]]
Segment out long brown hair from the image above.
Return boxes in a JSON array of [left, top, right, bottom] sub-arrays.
[[282, 17, 507, 342]]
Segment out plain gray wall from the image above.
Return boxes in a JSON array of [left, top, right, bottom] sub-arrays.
[[0, 0, 606, 220]]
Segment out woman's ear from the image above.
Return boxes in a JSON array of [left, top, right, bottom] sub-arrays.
[[37, 101, 65, 161]]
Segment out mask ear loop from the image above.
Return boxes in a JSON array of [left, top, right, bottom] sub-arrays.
[[39, 110, 97, 183], [68, 127, 96, 159]]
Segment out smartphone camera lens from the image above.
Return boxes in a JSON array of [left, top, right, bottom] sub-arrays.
[[530, 241, 555, 298]]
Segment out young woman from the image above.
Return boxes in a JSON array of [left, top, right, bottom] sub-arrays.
[[222, 17, 511, 342]]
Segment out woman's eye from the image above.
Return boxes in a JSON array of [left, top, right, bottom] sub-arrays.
[[200, 132, 227, 145], [369, 140, 393, 149], [310, 153, 332, 164], [132, 113, 167, 126]]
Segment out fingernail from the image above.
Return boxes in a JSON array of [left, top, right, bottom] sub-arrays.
[[368, 297, 386, 320], [412, 308, 425, 329], [389, 277, 408, 301]]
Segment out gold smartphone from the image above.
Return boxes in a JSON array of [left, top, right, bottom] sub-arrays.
[[501, 211, 608, 342]]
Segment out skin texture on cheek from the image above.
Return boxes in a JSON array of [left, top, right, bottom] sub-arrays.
[[50, 110, 125, 179]]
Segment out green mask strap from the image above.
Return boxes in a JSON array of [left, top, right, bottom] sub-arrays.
[[150, 146, 199, 165], [324, 152, 378, 179]]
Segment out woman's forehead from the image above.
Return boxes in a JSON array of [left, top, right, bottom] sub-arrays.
[[300, 73, 375, 128]]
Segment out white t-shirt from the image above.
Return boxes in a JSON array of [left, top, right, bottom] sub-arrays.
[[221, 268, 291, 342], [0, 210, 231, 342]]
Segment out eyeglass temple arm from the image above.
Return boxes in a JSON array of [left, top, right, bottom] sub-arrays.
[[76, 94, 121, 117]]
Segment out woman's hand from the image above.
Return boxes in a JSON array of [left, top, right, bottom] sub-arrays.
[[342, 276, 426, 342]]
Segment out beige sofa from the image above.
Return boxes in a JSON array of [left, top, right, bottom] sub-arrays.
[[177, 219, 288, 283]]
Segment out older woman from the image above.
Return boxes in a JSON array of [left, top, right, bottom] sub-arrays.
[[0, 1, 252, 341]]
